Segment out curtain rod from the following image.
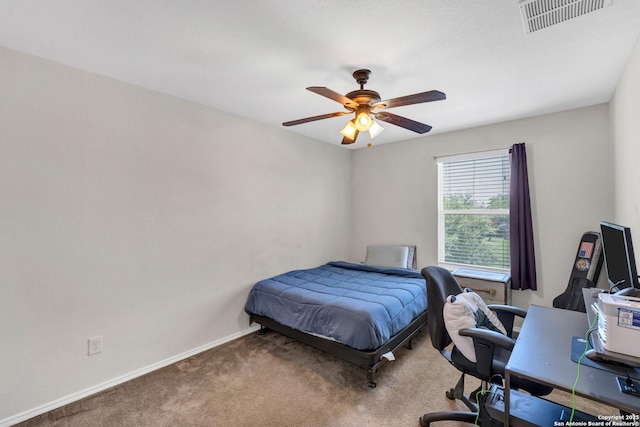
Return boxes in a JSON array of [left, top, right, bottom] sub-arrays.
[[433, 146, 513, 162]]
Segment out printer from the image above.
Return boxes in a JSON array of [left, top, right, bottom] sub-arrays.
[[595, 292, 640, 358]]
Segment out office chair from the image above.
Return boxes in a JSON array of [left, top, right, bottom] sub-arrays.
[[419, 266, 553, 426]]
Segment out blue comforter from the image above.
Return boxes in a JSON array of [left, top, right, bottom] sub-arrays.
[[244, 261, 427, 350]]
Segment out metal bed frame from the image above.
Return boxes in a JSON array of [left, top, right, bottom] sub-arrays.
[[248, 310, 428, 388]]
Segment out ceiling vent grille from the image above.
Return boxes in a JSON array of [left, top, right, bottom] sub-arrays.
[[519, 0, 609, 34]]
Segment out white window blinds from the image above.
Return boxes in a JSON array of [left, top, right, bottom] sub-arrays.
[[437, 150, 511, 270]]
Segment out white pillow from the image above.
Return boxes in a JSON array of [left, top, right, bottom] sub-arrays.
[[443, 290, 507, 362], [364, 245, 409, 268]]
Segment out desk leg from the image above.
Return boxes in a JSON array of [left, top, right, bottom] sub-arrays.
[[505, 371, 511, 426]]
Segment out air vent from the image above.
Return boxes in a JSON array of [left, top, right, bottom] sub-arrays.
[[519, 0, 610, 35]]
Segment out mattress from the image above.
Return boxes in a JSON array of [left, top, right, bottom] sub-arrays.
[[244, 261, 427, 350]]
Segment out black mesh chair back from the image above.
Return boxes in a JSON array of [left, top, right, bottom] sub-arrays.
[[426, 265, 463, 352]]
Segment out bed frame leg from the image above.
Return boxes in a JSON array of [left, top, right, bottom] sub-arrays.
[[406, 337, 414, 350], [257, 326, 269, 336], [367, 368, 377, 388]]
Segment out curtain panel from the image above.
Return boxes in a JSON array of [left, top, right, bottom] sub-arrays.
[[509, 143, 537, 290]]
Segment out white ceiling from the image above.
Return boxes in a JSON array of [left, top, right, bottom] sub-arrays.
[[1, 1, 639, 148]]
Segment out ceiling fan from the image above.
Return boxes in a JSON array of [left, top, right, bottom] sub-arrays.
[[283, 69, 446, 145]]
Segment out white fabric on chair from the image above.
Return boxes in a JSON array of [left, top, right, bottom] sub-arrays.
[[442, 290, 506, 362]]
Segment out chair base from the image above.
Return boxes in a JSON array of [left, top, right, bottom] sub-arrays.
[[447, 372, 479, 412], [419, 410, 478, 426], [420, 387, 502, 426]]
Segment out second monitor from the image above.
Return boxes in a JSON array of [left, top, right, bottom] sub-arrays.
[[600, 221, 640, 297]]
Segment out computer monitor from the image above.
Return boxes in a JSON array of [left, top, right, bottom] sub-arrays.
[[599, 221, 640, 294]]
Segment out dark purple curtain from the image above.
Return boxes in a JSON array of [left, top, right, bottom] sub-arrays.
[[510, 143, 537, 290]]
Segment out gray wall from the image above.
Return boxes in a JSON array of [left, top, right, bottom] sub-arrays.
[[0, 46, 351, 422], [611, 35, 640, 231]]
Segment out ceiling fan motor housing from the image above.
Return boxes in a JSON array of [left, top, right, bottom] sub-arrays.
[[345, 89, 381, 107]]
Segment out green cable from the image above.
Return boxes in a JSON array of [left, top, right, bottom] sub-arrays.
[[474, 388, 497, 426], [570, 312, 599, 423]]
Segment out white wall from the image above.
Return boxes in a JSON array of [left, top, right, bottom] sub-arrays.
[[351, 104, 613, 309], [611, 35, 640, 231], [0, 46, 351, 422]]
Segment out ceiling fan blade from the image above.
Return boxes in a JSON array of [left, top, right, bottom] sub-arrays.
[[374, 112, 432, 134], [283, 111, 348, 127], [341, 129, 359, 145], [372, 90, 446, 110], [307, 87, 359, 109]]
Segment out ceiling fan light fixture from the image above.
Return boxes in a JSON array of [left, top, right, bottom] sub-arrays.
[[354, 109, 373, 132], [368, 121, 384, 139], [340, 119, 358, 139]]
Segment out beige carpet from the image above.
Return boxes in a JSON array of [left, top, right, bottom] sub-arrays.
[[17, 329, 617, 426]]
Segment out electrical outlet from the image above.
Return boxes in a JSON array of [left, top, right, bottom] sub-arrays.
[[88, 336, 103, 356]]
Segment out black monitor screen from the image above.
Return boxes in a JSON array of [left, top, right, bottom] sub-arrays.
[[600, 221, 639, 290]]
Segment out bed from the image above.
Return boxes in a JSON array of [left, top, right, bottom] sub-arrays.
[[244, 245, 427, 387]]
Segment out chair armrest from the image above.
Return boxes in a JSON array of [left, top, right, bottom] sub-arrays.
[[459, 327, 516, 379], [487, 304, 527, 337], [458, 327, 515, 352], [487, 304, 527, 319]]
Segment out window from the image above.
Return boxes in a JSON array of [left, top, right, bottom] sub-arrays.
[[437, 149, 510, 271]]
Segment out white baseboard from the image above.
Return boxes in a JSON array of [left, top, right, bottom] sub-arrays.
[[1, 325, 260, 427]]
